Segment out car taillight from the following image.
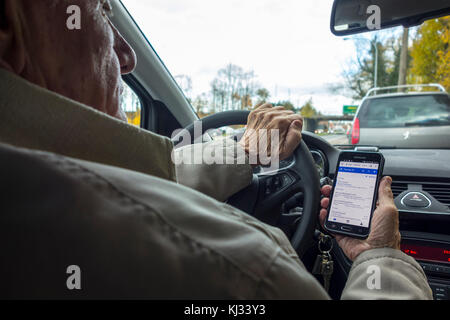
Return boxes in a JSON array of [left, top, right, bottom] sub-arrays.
[[352, 118, 360, 145]]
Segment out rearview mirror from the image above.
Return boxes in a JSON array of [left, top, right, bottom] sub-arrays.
[[331, 0, 450, 36]]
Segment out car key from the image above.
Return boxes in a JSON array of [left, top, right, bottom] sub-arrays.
[[312, 253, 324, 275], [321, 253, 334, 293], [312, 232, 334, 293]]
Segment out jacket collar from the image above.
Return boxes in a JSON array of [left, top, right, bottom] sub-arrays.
[[0, 69, 176, 182]]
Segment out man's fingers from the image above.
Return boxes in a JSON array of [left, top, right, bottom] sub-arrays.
[[321, 197, 330, 209], [321, 185, 332, 197], [258, 107, 287, 117], [262, 109, 298, 123], [250, 106, 295, 126], [249, 103, 273, 120], [261, 110, 295, 126], [256, 103, 273, 110], [283, 113, 304, 124], [269, 106, 291, 112]]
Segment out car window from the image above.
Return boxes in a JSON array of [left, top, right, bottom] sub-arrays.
[[120, 80, 142, 127], [359, 95, 450, 128]]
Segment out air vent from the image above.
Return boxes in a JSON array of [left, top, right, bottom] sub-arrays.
[[422, 182, 450, 207], [391, 181, 408, 198]]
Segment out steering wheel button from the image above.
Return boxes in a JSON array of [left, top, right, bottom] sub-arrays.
[[282, 174, 293, 187], [274, 177, 281, 186]]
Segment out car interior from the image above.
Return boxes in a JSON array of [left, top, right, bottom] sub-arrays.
[[2, 0, 448, 301], [107, 0, 450, 300]]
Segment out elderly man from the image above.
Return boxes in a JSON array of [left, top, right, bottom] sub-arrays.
[[0, 0, 432, 299]]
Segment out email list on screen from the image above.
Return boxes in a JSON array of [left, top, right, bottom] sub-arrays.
[[328, 161, 379, 228]]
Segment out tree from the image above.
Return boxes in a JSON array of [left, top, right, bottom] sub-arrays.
[[174, 75, 193, 102], [239, 70, 258, 110], [193, 93, 209, 115], [275, 100, 296, 112], [299, 99, 318, 118], [438, 20, 450, 91], [210, 63, 260, 111], [409, 17, 450, 91], [120, 81, 141, 126], [343, 35, 403, 99], [255, 88, 270, 106], [212, 64, 243, 111], [398, 28, 410, 86], [211, 78, 226, 113], [385, 35, 403, 87]]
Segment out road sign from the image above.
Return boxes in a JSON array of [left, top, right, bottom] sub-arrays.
[[343, 105, 358, 116]]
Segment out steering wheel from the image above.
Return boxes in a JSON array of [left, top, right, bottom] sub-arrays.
[[173, 111, 321, 257]]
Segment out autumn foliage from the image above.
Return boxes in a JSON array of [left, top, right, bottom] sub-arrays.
[[410, 17, 450, 91]]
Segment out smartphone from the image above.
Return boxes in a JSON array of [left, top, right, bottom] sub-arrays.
[[324, 151, 385, 239]]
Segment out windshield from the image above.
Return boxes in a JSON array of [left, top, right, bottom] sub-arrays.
[[121, 0, 450, 150]]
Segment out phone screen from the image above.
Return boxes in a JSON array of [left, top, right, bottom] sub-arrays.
[[327, 160, 379, 228]]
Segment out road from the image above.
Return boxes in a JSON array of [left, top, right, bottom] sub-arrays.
[[321, 134, 349, 145]]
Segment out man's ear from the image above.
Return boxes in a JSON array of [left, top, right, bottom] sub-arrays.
[[0, 0, 26, 74]]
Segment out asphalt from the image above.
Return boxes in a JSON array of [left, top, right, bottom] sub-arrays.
[[321, 134, 349, 145]]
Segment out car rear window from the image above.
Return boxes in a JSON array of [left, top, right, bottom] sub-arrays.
[[358, 94, 450, 128]]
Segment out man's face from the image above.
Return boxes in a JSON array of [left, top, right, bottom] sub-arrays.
[[1, 0, 136, 120]]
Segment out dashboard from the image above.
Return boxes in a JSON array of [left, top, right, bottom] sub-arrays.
[[300, 132, 450, 300]]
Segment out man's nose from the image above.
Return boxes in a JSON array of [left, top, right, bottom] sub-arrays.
[[114, 30, 137, 75]]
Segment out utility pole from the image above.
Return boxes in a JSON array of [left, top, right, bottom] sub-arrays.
[[398, 27, 409, 90], [373, 41, 379, 89]]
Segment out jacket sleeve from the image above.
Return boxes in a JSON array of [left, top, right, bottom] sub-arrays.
[[173, 139, 253, 202], [341, 248, 433, 300]]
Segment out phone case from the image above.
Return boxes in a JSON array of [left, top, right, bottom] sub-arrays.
[[324, 151, 385, 239]]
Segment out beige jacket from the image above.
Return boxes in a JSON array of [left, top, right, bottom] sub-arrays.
[[0, 69, 432, 299]]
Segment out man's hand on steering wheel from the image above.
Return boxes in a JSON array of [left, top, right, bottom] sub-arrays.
[[238, 103, 304, 164]]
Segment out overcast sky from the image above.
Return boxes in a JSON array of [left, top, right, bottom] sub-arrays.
[[121, 0, 384, 115]]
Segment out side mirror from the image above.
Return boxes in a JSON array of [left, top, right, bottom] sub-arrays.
[[330, 0, 450, 36]]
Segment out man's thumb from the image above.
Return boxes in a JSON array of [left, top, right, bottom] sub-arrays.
[[378, 176, 394, 204]]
